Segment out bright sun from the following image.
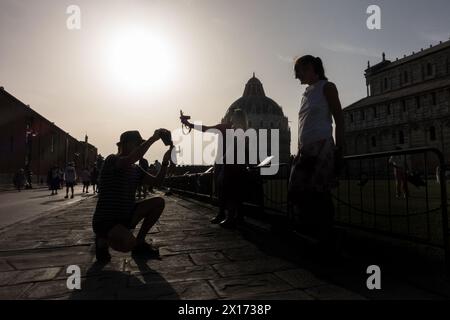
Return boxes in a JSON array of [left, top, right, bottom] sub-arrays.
[[106, 27, 176, 93]]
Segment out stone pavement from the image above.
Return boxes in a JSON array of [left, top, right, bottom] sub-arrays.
[[0, 193, 367, 300]]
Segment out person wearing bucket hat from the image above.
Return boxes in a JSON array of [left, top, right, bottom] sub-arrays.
[[92, 128, 174, 262]]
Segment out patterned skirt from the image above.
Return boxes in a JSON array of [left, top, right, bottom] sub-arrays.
[[288, 137, 338, 197]]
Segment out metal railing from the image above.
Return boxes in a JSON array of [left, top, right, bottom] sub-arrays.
[[165, 164, 291, 216], [334, 147, 449, 262], [164, 147, 449, 270]]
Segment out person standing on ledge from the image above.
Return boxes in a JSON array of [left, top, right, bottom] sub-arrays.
[[92, 130, 173, 263], [180, 109, 251, 228], [288, 55, 344, 255]]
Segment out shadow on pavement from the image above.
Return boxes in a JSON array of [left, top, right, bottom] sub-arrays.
[[69, 257, 179, 300], [40, 198, 70, 205], [29, 193, 56, 199]]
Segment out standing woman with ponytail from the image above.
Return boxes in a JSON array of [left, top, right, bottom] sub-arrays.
[[288, 55, 344, 254]]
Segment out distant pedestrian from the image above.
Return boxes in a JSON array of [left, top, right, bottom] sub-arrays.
[[137, 158, 150, 199], [147, 164, 157, 193], [154, 160, 162, 174], [389, 147, 409, 199], [91, 166, 99, 194], [25, 166, 33, 189], [436, 166, 441, 184], [50, 166, 60, 195], [13, 168, 26, 192], [58, 168, 64, 189], [82, 167, 91, 193], [64, 162, 77, 199]]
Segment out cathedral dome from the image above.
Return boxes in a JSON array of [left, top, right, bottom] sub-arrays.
[[222, 73, 291, 162], [223, 74, 286, 125]]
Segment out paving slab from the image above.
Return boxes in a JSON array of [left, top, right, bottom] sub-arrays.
[[0, 193, 368, 300]]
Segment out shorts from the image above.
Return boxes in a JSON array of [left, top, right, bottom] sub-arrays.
[[93, 216, 136, 238], [66, 182, 75, 188], [93, 204, 138, 238]]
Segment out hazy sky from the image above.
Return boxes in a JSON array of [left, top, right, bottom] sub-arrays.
[[1, 0, 450, 163]]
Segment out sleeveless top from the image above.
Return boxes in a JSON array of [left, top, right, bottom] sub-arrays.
[[298, 80, 333, 149]]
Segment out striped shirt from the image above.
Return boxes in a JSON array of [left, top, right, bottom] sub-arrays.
[[92, 154, 144, 225]]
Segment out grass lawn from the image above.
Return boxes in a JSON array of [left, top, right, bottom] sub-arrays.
[[263, 178, 450, 246]]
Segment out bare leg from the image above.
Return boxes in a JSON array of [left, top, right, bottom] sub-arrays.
[[130, 197, 165, 245], [107, 225, 136, 253]]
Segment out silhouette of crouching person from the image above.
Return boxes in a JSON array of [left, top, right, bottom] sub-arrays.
[[92, 130, 173, 263]]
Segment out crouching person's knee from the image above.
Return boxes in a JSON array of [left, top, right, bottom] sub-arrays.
[[111, 237, 136, 253], [118, 237, 136, 253], [108, 225, 137, 253]]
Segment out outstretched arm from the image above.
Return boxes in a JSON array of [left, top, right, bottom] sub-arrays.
[[181, 118, 229, 133]]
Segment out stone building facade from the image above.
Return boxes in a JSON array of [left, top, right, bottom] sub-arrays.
[[343, 40, 450, 173], [0, 87, 98, 187], [222, 74, 291, 164]]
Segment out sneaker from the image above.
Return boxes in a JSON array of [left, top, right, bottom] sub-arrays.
[[64, 195, 68, 199], [71, 195, 74, 199], [132, 242, 160, 258]]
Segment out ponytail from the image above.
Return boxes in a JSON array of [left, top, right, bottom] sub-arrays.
[[313, 57, 328, 80], [295, 55, 328, 81]]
